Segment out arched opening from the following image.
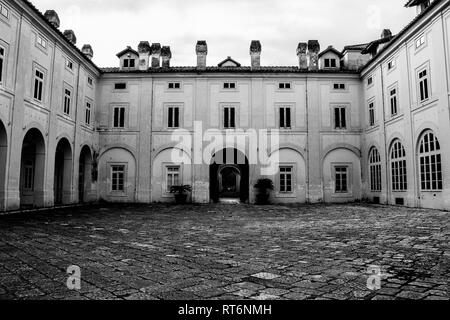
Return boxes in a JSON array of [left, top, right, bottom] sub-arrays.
[[210, 148, 249, 203], [20, 128, 46, 208], [54, 138, 73, 205], [78, 145, 93, 203], [0, 120, 7, 211]]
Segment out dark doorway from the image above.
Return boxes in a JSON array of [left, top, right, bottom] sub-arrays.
[[20, 128, 46, 208], [54, 138, 72, 205], [210, 148, 249, 203], [78, 146, 92, 203]]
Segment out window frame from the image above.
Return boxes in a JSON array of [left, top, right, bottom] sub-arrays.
[[110, 164, 127, 193], [333, 83, 346, 91], [65, 58, 74, 71], [369, 147, 382, 192], [390, 140, 408, 192], [32, 64, 45, 103], [279, 166, 294, 194], [167, 105, 181, 129], [114, 82, 127, 91], [415, 34, 426, 50], [417, 65, 431, 103], [367, 76, 374, 88], [279, 106, 292, 129], [168, 82, 182, 90], [36, 34, 48, 50], [165, 165, 182, 194], [368, 100, 376, 127], [63, 86, 72, 116], [222, 105, 237, 129], [85, 99, 92, 126], [123, 58, 136, 69], [418, 130, 443, 192], [112, 105, 126, 129], [278, 82, 292, 90], [324, 58, 337, 68], [87, 76, 93, 87], [334, 165, 349, 194], [23, 159, 35, 192], [333, 105, 347, 130], [389, 86, 399, 117], [223, 82, 237, 90]]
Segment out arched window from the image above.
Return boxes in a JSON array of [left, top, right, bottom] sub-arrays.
[[418, 130, 443, 191], [390, 140, 407, 191], [369, 147, 382, 192]]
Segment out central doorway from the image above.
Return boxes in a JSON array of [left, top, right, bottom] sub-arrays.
[[210, 148, 249, 203]]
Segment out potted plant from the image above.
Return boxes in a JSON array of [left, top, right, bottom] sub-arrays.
[[170, 185, 192, 204], [254, 178, 274, 205]]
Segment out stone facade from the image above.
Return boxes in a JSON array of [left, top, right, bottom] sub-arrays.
[[0, 0, 449, 211]]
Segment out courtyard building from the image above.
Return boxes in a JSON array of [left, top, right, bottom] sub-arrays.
[[1, 0, 450, 211]]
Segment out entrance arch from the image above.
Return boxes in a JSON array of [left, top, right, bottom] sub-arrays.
[[78, 145, 93, 203], [210, 148, 249, 203], [0, 120, 7, 211], [20, 128, 46, 208], [54, 138, 73, 205]]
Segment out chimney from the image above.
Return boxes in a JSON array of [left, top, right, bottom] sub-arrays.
[[297, 42, 308, 69], [82, 44, 93, 59], [150, 43, 161, 68], [307, 40, 320, 71], [381, 29, 392, 39], [138, 41, 151, 70], [161, 46, 172, 68], [196, 40, 208, 69], [250, 40, 262, 68], [63, 30, 77, 45], [44, 10, 60, 28]]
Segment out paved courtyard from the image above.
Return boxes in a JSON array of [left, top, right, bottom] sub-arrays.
[[0, 203, 448, 300]]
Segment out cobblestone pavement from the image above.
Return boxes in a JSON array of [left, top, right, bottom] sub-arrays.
[[0, 203, 448, 300]]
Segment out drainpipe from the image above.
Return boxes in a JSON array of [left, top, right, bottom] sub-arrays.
[[305, 75, 310, 202], [72, 62, 81, 204], [379, 64, 390, 204]]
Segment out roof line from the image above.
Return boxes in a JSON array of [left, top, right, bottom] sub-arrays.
[[21, 0, 101, 73]]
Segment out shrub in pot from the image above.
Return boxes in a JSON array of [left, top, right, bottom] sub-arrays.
[[254, 179, 274, 205], [170, 185, 192, 204]]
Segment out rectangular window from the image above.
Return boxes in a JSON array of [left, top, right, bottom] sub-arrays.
[[223, 106, 236, 129], [111, 165, 125, 192], [168, 82, 181, 89], [114, 83, 127, 90], [0, 3, 9, 18], [168, 106, 180, 128], [166, 166, 180, 192], [66, 59, 73, 70], [223, 82, 236, 89], [367, 77, 373, 86], [324, 59, 336, 68], [0, 46, 4, 84], [278, 83, 291, 90], [387, 59, 396, 70], [85, 101, 91, 125], [33, 69, 44, 102], [123, 59, 135, 68], [113, 107, 126, 128], [279, 107, 291, 129], [87, 77, 93, 86], [418, 68, 430, 102], [333, 83, 346, 90], [37, 35, 47, 49], [416, 35, 426, 49], [23, 160, 34, 191], [63, 88, 71, 115], [335, 166, 348, 193], [279, 166, 293, 193], [369, 102, 375, 126], [390, 88, 398, 116], [334, 106, 347, 129]]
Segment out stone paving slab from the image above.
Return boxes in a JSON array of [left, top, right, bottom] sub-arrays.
[[0, 203, 448, 300]]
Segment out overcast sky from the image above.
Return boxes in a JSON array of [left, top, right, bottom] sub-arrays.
[[31, 0, 416, 68]]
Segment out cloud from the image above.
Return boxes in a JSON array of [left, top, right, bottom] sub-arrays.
[[31, 0, 416, 67]]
